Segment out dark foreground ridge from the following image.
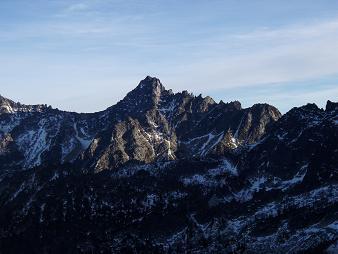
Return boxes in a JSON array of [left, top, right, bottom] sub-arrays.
[[0, 77, 337, 253]]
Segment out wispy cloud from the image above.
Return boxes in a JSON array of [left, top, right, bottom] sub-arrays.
[[65, 3, 89, 13], [164, 17, 338, 93]]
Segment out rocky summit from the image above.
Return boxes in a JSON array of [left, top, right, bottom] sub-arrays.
[[0, 77, 337, 253]]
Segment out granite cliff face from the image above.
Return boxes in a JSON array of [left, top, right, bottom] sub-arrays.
[[79, 77, 281, 172], [0, 77, 337, 253]]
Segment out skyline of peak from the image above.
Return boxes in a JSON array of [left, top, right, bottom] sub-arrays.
[[0, 75, 336, 116]]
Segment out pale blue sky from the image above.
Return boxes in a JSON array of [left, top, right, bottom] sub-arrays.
[[1, 0, 338, 113]]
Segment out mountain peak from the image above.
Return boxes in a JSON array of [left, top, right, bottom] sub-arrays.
[[115, 76, 167, 112], [136, 76, 165, 94], [326, 100, 338, 112]]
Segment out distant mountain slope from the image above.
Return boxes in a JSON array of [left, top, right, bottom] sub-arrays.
[[0, 103, 109, 171]]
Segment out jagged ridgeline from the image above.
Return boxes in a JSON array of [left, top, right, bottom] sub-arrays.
[[0, 76, 281, 172], [0, 77, 337, 253]]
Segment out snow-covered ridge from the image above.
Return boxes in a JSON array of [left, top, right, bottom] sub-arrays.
[[0, 95, 47, 114], [0, 101, 107, 169]]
